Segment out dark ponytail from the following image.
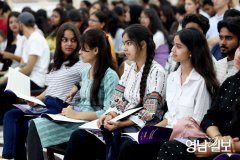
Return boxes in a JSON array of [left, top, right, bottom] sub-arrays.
[[123, 24, 156, 108], [80, 29, 117, 108]]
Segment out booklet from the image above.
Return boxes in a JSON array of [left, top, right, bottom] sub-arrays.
[[214, 153, 240, 160], [40, 113, 85, 123], [79, 107, 144, 131], [122, 125, 173, 144], [4, 68, 45, 106], [13, 104, 48, 114]]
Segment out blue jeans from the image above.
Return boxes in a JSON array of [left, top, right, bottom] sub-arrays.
[[2, 96, 69, 160]]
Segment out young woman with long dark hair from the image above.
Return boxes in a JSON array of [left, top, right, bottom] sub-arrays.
[[88, 11, 117, 61], [27, 28, 119, 160], [46, 8, 67, 53], [118, 27, 219, 160], [1, 22, 89, 160], [185, 0, 210, 18], [63, 24, 167, 160], [160, 5, 178, 36], [0, 12, 21, 71], [89, 1, 104, 16], [104, 10, 125, 65], [140, 8, 170, 67], [156, 23, 240, 160], [67, 9, 88, 35]]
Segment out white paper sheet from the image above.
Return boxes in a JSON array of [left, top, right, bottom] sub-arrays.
[[79, 107, 144, 131], [4, 68, 45, 106], [111, 107, 143, 122], [79, 119, 101, 131], [45, 114, 85, 123], [122, 133, 139, 142]]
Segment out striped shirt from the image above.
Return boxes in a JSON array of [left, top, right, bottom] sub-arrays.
[[45, 60, 90, 105]]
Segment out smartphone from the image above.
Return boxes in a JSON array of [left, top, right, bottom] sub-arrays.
[[188, 136, 208, 143]]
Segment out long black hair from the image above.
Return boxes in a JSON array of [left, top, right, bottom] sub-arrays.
[[175, 27, 219, 101], [67, 9, 88, 35], [129, 5, 144, 25], [92, 11, 108, 31], [104, 10, 125, 38], [49, 8, 67, 39], [80, 29, 117, 108], [123, 24, 156, 108], [36, 9, 51, 37], [48, 22, 80, 73], [142, 9, 170, 46], [160, 5, 177, 33], [5, 12, 20, 51]]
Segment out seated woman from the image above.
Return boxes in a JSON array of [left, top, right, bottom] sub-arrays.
[[117, 27, 219, 160], [156, 44, 240, 160], [63, 24, 167, 160], [0, 12, 21, 71], [67, 9, 88, 35], [27, 28, 119, 160], [88, 11, 117, 61], [1, 23, 89, 160], [140, 8, 170, 67], [46, 8, 67, 54]]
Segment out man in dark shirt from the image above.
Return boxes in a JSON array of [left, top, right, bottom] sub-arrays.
[[211, 9, 240, 61], [0, 1, 7, 37]]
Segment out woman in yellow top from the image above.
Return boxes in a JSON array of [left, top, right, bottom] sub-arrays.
[[46, 8, 67, 53], [88, 11, 116, 61]]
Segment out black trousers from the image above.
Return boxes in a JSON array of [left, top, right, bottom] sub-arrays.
[[27, 121, 44, 160], [118, 139, 165, 160], [64, 129, 106, 160], [0, 81, 42, 124]]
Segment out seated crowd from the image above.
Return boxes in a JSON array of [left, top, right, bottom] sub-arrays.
[[0, 0, 240, 159]]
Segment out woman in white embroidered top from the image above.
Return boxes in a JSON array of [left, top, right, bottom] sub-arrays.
[[117, 27, 220, 160], [98, 24, 167, 159]]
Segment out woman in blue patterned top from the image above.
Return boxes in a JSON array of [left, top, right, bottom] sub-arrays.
[[26, 28, 119, 160]]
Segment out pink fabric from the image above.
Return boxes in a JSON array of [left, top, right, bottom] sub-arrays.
[[169, 116, 207, 140], [154, 43, 169, 68]]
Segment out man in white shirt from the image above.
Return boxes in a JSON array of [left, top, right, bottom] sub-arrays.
[[215, 18, 240, 85], [206, 0, 229, 48], [0, 12, 50, 124]]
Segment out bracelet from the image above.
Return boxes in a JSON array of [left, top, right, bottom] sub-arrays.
[[107, 113, 116, 119], [74, 81, 81, 90], [214, 133, 222, 139]]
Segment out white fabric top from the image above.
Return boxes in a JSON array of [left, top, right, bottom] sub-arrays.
[[45, 60, 90, 105], [234, 5, 240, 11], [206, 13, 224, 38], [109, 28, 124, 54], [215, 57, 239, 85], [105, 60, 167, 128], [22, 32, 50, 88], [10, 34, 27, 68], [199, 9, 210, 19], [164, 66, 211, 128], [153, 30, 166, 49], [0, 40, 7, 52]]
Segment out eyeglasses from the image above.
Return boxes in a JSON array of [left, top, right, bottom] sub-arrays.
[[138, 15, 147, 21], [88, 19, 100, 23]]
